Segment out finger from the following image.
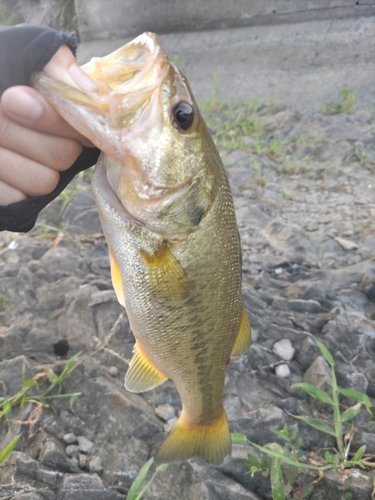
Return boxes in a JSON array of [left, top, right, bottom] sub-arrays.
[[0, 146, 60, 197], [0, 107, 82, 172], [1, 86, 94, 147], [43, 44, 98, 92], [0, 179, 26, 205]]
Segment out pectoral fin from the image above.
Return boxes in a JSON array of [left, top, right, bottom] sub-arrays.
[[231, 306, 251, 356], [140, 244, 188, 299], [109, 251, 125, 307], [125, 343, 168, 393]]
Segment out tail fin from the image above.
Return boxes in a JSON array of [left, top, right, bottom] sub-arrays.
[[154, 410, 231, 465]]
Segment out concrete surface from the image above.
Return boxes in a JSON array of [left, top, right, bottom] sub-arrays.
[[77, 16, 375, 113], [74, 0, 375, 41]]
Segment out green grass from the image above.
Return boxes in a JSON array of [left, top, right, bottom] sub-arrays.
[[0, 293, 7, 309], [320, 88, 357, 115], [0, 434, 21, 464], [0, 354, 82, 430], [201, 85, 317, 177], [352, 144, 375, 173]]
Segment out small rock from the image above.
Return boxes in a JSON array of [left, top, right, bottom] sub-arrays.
[[225, 395, 242, 421], [353, 431, 375, 453], [287, 299, 324, 314], [272, 298, 288, 310], [305, 221, 319, 232], [341, 372, 368, 394], [37, 467, 61, 488], [272, 339, 295, 361], [301, 283, 327, 303], [107, 366, 119, 377], [342, 228, 354, 237], [41, 440, 78, 473], [164, 416, 178, 431], [358, 266, 375, 301], [123, 437, 149, 465], [65, 445, 79, 457], [89, 290, 117, 306], [275, 364, 291, 378], [78, 454, 87, 470], [63, 433, 77, 445], [361, 234, 375, 256], [57, 473, 117, 500], [154, 403, 176, 421], [89, 456, 103, 474], [304, 356, 332, 391], [334, 236, 358, 251], [235, 204, 270, 229], [77, 436, 94, 454], [262, 220, 318, 263], [0, 356, 32, 397], [25, 328, 55, 355], [167, 416, 178, 427], [14, 453, 60, 488]]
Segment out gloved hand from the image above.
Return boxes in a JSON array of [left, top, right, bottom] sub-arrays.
[[0, 25, 100, 232]]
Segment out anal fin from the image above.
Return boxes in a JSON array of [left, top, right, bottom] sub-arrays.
[[140, 243, 188, 300], [231, 305, 251, 356], [154, 410, 231, 465], [125, 343, 168, 393]]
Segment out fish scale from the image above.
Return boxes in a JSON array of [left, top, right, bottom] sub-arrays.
[[33, 31, 251, 465]]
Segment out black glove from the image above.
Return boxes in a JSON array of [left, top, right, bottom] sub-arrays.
[[0, 25, 100, 232]]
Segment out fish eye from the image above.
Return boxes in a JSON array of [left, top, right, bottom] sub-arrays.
[[172, 102, 194, 131]]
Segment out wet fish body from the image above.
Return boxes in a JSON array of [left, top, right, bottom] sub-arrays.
[[34, 33, 250, 465]]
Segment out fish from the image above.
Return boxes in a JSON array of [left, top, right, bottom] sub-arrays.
[[33, 32, 251, 465]]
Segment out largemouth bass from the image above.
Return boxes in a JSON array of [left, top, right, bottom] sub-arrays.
[[33, 33, 251, 465]]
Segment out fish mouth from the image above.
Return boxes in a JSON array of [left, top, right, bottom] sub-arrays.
[[33, 32, 178, 160], [80, 32, 171, 132]]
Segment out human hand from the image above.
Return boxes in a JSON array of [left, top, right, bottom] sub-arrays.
[[0, 45, 98, 205]]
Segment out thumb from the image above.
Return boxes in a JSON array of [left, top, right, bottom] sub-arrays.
[[42, 44, 98, 92]]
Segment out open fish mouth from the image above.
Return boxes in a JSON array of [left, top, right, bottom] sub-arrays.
[[80, 32, 171, 131], [32, 32, 176, 159]]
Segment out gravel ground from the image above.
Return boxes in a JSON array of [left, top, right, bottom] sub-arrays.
[[0, 97, 374, 500]]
